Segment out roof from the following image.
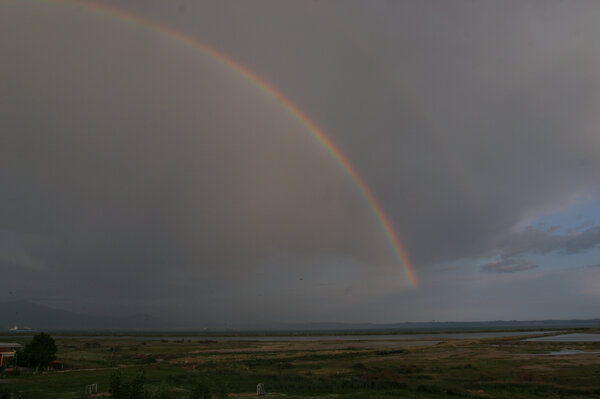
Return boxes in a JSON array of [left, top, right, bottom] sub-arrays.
[[0, 343, 22, 348]]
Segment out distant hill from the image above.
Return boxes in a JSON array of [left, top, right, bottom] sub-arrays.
[[0, 301, 165, 332], [1, 300, 599, 332], [212, 319, 600, 333], [269, 319, 600, 332]]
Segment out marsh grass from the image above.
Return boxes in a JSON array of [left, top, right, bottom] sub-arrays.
[[2, 331, 599, 398]]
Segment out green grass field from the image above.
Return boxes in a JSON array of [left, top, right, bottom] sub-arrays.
[[2, 329, 600, 398]]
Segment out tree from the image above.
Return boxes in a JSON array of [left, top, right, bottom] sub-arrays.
[[22, 332, 57, 370]]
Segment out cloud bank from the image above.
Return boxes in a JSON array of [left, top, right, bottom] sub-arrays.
[[2, 0, 600, 323]]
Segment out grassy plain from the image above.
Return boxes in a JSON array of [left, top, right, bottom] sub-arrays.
[[1, 329, 600, 398]]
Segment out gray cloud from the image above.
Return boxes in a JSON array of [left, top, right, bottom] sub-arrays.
[[547, 225, 561, 233], [481, 258, 538, 274], [2, 0, 600, 323], [493, 226, 600, 259]]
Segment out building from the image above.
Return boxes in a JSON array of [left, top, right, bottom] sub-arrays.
[[49, 360, 64, 370], [0, 343, 22, 368]]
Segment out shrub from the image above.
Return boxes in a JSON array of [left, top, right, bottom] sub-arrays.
[[152, 383, 172, 399], [0, 386, 12, 399], [129, 370, 145, 399], [109, 368, 146, 399], [216, 384, 228, 399], [137, 356, 157, 364], [189, 382, 210, 399]]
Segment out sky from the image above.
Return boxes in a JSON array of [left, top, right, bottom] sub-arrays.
[[1, 0, 600, 326]]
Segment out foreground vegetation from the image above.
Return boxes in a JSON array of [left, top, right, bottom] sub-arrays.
[[1, 329, 599, 398]]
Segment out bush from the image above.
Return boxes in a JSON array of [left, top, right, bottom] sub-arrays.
[[129, 371, 145, 399], [216, 384, 228, 399], [0, 386, 11, 399], [151, 383, 172, 399], [109, 369, 124, 398], [109, 369, 146, 399], [416, 384, 441, 393], [3, 368, 20, 376], [189, 382, 210, 399], [277, 361, 293, 371], [137, 356, 157, 364]]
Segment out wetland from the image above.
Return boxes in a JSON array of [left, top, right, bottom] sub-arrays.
[[1, 328, 599, 398]]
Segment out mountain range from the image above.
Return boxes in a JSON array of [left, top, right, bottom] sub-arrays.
[[0, 301, 163, 331], [1, 301, 599, 332]]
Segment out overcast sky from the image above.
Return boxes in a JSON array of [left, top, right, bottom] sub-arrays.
[[1, 0, 600, 326]]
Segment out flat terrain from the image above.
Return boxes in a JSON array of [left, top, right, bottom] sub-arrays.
[[2, 329, 600, 398]]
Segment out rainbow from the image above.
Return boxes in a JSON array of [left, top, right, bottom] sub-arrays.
[[44, 0, 418, 286]]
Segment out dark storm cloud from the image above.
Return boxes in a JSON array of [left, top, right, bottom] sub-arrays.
[[157, 0, 600, 269], [0, 1, 407, 322], [162, 0, 600, 268], [2, 0, 600, 322], [481, 258, 538, 274]]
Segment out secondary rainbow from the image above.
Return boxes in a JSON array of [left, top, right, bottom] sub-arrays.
[[49, 0, 418, 286]]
